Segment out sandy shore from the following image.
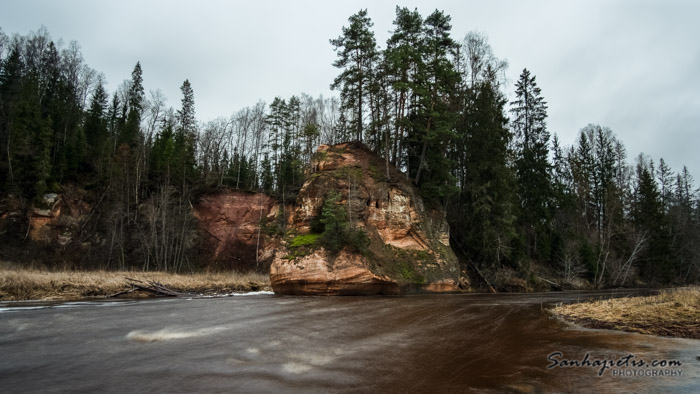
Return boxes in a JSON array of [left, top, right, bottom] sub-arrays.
[[552, 287, 700, 339]]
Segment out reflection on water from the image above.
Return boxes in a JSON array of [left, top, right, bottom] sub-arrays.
[[0, 290, 697, 393]]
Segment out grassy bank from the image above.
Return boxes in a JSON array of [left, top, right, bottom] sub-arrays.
[[552, 287, 700, 339], [0, 265, 271, 301]]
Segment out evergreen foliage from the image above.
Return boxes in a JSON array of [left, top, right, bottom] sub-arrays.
[[318, 190, 369, 254], [0, 23, 698, 284], [511, 68, 553, 261]]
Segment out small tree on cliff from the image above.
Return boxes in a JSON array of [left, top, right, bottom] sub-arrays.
[[319, 190, 368, 254], [320, 190, 347, 253]]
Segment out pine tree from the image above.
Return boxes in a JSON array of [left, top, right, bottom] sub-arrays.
[[385, 6, 424, 168], [330, 9, 378, 142], [267, 97, 287, 171], [411, 9, 460, 197]]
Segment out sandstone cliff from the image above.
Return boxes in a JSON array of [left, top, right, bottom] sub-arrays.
[[270, 142, 460, 295], [1, 143, 461, 294], [0, 188, 280, 271], [193, 190, 280, 271]]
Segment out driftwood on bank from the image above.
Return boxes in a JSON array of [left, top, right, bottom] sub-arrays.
[[535, 275, 563, 291], [449, 233, 497, 294], [109, 278, 185, 298]]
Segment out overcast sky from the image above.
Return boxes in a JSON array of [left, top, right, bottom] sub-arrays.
[[2, 0, 699, 179]]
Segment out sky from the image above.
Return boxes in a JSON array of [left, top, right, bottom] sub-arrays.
[[2, 0, 699, 179]]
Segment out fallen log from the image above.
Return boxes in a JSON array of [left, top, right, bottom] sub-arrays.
[[122, 278, 182, 297], [108, 288, 137, 298], [449, 233, 497, 293], [535, 275, 563, 291]]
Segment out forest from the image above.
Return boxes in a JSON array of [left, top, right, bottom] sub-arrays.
[[1, 7, 699, 288]]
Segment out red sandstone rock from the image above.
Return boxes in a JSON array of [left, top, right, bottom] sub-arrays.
[[193, 191, 278, 271], [270, 142, 459, 295], [271, 249, 400, 295]]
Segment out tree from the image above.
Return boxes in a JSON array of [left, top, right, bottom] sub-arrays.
[[84, 81, 109, 177], [670, 166, 699, 282], [657, 158, 674, 213], [0, 45, 24, 188], [319, 190, 347, 253], [510, 68, 553, 260], [330, 9, 378, 142], [173, 79, 197, 189], [458, 31, 508, 90], [385, 6, 424, 168], [452, 79, 516, 268], [149, 117, 176, 185], [633, 160, 671, 283], [120, 62, 144, 147], [411, 9, 460, 196], [176, 79, 195, 134], [319, 189, 368, 254]]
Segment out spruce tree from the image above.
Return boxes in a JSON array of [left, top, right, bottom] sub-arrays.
[[84, 82, 109, 177], [120, 62, 144, 148], [174, 79, 197, 189], [176, 79, 196, 135], [455, 80, 516, 267], [634, 163, 671, 283], [510, 68, 553, 260], [657, 158, 674, 213]]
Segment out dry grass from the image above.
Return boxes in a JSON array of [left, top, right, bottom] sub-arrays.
[[552, 287, 700, 338], [0, 263, 271, 301]]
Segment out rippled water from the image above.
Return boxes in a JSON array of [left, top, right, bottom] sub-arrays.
[[0, 290, 698, 393]]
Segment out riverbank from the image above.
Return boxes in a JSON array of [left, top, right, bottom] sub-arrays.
[[0, 265, 271, 301], [552, 287, 700, 339]]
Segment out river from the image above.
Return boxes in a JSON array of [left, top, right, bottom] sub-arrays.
[[0, 290, 697, 393]]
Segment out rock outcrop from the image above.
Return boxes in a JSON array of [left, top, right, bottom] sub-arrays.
[[27, 190, 91, 245], [194, 190, 280, 271], [270, 248, 400, 295], [270, 142, 460, 295]]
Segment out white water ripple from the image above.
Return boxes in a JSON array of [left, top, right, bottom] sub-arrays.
[[126, 326, 227, 342]]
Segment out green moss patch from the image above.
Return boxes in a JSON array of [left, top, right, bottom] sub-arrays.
[[289, 233, 320, 248]]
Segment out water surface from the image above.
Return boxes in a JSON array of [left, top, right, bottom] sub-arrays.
[[0, 290, 697, 393]]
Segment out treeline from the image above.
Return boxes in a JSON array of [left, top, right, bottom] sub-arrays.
[[1, 10, 699, 286], [0, 27, 348, 272], [325, 8, 700, 287]]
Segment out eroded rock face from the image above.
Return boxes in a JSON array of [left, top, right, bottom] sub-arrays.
[[29, 191, 90, 245], [194, 191, 278, 271], [271, 142, 460, 295], [271, 249, 400, 295]]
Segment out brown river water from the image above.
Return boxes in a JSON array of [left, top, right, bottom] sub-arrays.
[[0, 290, 698, 393]]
